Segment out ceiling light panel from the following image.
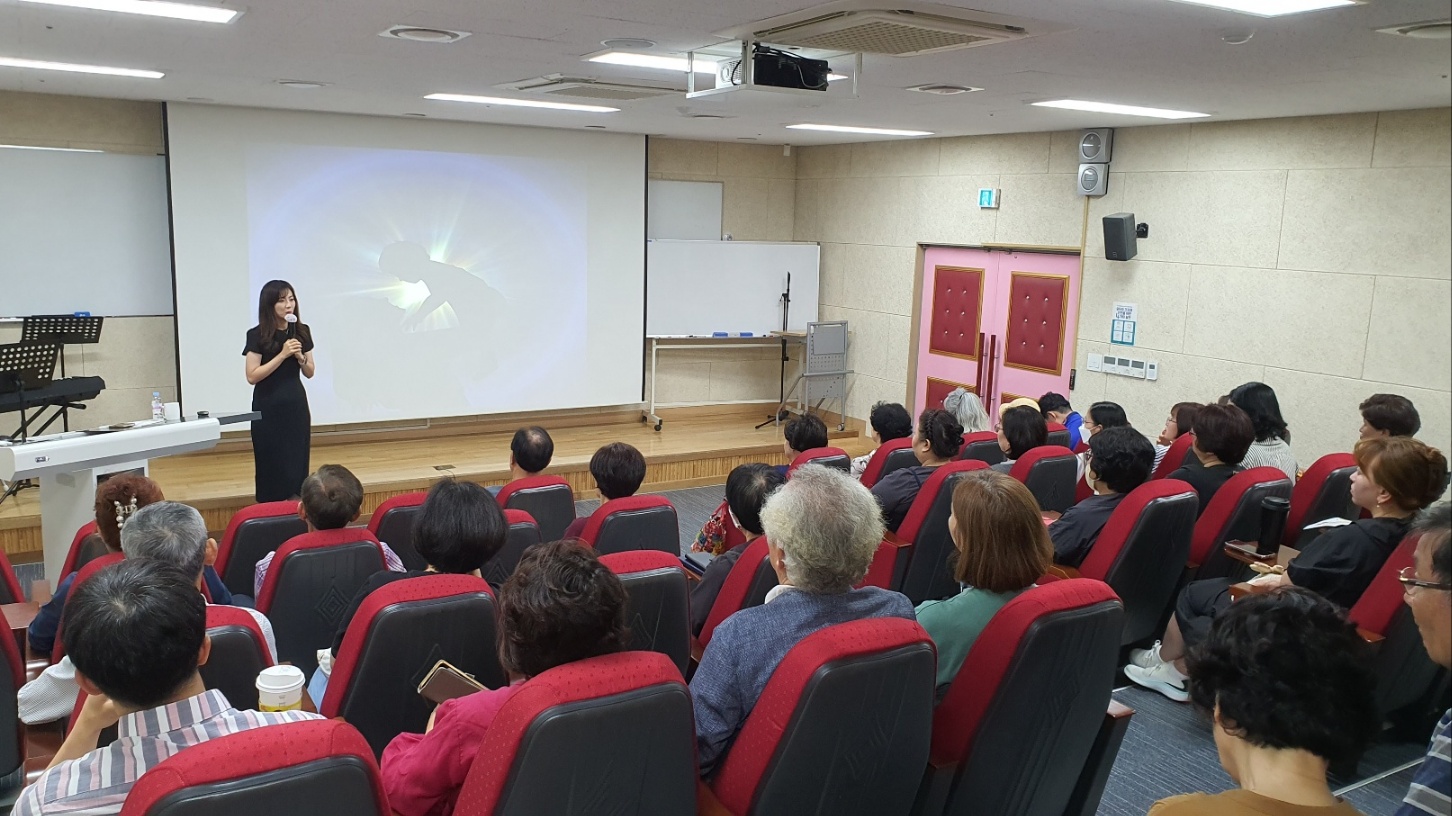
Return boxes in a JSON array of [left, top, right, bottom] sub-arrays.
[[786, 123, 933, 136], [0, 56, 164, 78], [424, 93, 619, 113], [588, 51, 718, 74], [1166, 0, 1358, 17], [16, 0, 239, 23], [1031, 99, 1209, 119], [0, 144, 103, 152]]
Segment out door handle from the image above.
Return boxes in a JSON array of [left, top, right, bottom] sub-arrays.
[[974, 332, 987, 399]]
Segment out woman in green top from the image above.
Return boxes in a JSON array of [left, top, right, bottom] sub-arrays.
[[915, 470, 1053, 697]]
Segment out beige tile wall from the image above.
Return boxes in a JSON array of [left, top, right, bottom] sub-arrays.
[[1, 93, 176, 430], [795, 108, 1452, 466], [646, 138, 801, 407]]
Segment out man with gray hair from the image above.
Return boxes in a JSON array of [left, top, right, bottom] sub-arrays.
[[1399, 502, 1452, 816], [18, 502, 277, 724], [689, 465, 916, 775]]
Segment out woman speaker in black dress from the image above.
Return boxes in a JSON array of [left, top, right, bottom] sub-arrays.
[[244, 280, 316, 502]]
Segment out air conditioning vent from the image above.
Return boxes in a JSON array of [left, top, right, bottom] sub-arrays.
[[907, 83, 983, 95], [756, 10, 1026, 56], [499, 75, 681, 101]]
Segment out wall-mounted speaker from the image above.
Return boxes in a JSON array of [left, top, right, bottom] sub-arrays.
[[1077, 164, 1108, 197], [1103, 213, 1137, 261], [1078, 128, 1114, 163]]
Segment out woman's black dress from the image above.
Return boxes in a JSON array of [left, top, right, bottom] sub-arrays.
[[244, 326, 314, 502]]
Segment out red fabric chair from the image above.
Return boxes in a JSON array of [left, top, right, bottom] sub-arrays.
[[858, 538, 899, 590], [482, 509, 541, 589], [893, 460, 990, 605], [214, 501, 308, 598], [366, 491, 428, 571], [59, 520, 105, 580], [958, 431, 1004, 466], [698, 537, 775, 648], [788, 447, 851, 475], [0, 548, 25, 605], [52, 551, 125, 663], [707, 618, 935, 816], [1009, 445, 1078, 513], [453, 652, 695, 816], [1152, 433, 1197, 481], [1348, 535, 1445, 720], [577, 495, 679, 556], [1046, 422, 1071, 449], [1284, 453, 1358, 549], [0, 597, 24, 778], [321, 574, 501, 757], [920, 580, 1125, 816], [255, 528, 388, 676], [495, 475, 575, 544], [200, 606, 275, 711], [118, 719, 388, 816], [1071, 480, 1199, 646], [600, 551, 691, 675], [860, 437, 918, 488], [1188, 467, 1293, 580]]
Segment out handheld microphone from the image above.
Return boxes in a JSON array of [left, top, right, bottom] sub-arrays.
[[285, 313, 297, 339]]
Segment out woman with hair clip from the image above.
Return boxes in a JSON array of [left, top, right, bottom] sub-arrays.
[[25, 474, 164, 658], [244, 280, 316, 502], [871, 409, 965, 532]]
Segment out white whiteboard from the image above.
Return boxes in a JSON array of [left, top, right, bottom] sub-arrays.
[[647, 240, 819, 337], [0, 149, 173, 316], [648, 179, 722, 240]]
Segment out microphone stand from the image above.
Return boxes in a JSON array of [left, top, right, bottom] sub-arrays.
[[756, 272, 792, 430]]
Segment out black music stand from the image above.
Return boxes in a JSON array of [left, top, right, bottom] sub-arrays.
[[22, 315, 104, 430], [0, 342, 61, 443], [0, 342, 62, 506]]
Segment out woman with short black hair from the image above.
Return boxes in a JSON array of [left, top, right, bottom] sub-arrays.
[[563, 442, 648, 539], [870, 409, 965, 532], [381, 539, 629, 816], [1167, 403, 1255, 516], [991, 405, 1048, 475], [850, 401, 914, 479], [1050, 427, 1155, 567], [1149, 589, 1377, 815]]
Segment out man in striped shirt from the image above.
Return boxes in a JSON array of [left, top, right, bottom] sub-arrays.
[[1398, 502, 1451, 816], [13, 559, 320, 815]]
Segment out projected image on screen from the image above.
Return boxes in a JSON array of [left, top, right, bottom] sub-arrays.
[[245, 146, 587, 424]]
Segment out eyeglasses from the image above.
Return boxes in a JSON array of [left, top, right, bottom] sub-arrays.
[[1399, 566, 1452, 593]]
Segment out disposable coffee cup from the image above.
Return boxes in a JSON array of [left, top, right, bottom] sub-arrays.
[[256, 665, 305, 712], [162, 402, 182, 422]]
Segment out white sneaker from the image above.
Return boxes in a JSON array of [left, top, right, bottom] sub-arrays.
[[1127, 641, 1163, 669], [1124, 661, 1190, 703]]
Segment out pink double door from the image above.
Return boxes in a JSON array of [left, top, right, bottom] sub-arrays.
[[914, 247, 1082, 419]]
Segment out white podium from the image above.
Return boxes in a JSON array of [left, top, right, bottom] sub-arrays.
[[1, 416, 245, 583]]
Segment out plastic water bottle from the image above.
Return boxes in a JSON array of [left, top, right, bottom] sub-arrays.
[[151, 391, 165, 421]]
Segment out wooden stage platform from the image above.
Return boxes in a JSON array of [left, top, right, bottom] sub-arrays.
[[0, 405, 867, 561]]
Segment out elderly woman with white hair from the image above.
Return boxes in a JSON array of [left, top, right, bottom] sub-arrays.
[[689, 465, 916, 776], [944, 387, 991, 434]]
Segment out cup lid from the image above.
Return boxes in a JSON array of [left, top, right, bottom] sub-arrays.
[[256, 664, 305, 691]]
